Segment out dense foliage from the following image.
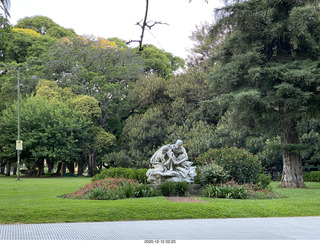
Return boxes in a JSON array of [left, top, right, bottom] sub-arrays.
[[196, 163, 230, 186], [196, 147, 264, 184], [1, 1, 320, 187], [91, 167, 148, 183], [206, 0, 320, 188], [157, 181, 189, 197], [202, 180, 283, 200]]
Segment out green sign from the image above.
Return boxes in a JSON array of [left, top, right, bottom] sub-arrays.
[[16, 140, 23, 150]]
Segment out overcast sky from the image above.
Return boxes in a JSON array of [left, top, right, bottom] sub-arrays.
[[7, 0, 223, 59]]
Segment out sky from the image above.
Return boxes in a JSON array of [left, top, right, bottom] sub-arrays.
[[7, 0, 224, 60]]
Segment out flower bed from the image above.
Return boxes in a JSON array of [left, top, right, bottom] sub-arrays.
[[61, 177, 158, 200]]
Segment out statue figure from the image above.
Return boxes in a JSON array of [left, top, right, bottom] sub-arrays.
[[146, 140, 196, 184]]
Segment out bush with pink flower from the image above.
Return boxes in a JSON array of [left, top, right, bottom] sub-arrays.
[[61, 177, 158, 200], [195, 147, 264, 184]]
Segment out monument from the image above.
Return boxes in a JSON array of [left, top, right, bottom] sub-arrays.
[[146, 140, 196, 184]]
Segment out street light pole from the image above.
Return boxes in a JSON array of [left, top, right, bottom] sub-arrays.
[[17, 69, 21, 181]]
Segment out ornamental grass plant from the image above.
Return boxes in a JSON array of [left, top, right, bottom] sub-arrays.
[[202, 180, 284, 200], [158, 181, 190, 196]]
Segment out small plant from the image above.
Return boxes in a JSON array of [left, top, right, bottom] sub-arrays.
[[158, 181, 176, 196], [255, 173, 272, 189], [202, 181, 249, 199], [202, 180, 283, 200], [158, 181, 190, 196], [87, 187, 108, 200], [174, 181, 190, 196], [120, 182, 136, 198], [197, 163, 230, 186], [132, 184, 159, 198]]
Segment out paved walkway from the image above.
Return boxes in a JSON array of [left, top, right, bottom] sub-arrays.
[[0, 217, 319, 240]]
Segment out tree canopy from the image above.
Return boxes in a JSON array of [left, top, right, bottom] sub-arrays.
[[206, 0, 320, 188], [1, 6, 320, 185]]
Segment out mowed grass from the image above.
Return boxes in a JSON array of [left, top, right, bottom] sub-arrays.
[[0, 175, 320, 224]]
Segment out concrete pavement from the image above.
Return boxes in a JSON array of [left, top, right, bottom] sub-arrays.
[[0, 217, 319, 240]]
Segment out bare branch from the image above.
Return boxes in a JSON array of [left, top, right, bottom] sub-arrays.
[[129, 0, 169, 51], [0, 0, 11, 17], [189, 0, 208, 3], [146, 21, 169, 30]]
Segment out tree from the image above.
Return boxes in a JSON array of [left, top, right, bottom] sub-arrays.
[[0, 14, 11, 60], [4, 27, 55, 63], [0, 94, 89, 177], [133, 44, 185, 79], [43, 35, 144, 130], [207, 0, 320, 188], [15, 16, 76, 37], [86, 126, 116, 176], [187, 22, 216, 73], [0, 59, 44, 111]]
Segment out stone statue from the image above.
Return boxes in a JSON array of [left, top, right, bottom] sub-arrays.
[[146, 140, 196, 184]]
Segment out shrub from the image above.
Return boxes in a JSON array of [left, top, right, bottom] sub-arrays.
[[255, 173, 272, 189], [87, 187, 109, 200], [157, 181, 190, 196], [132, 184, 159, 198], [158, 181, 176, 196], [304, 172, 320, 182], [197, 163, 230, 186], [62, 177, 159, 200], [202, 181, 283, 199], [63, 177, 139, 200], [202, 181, 249, 199], [310, 171, 320, 182], [91, 167, 148, 183], [174, 181, 190, 196], [195, 147, 264, 184], [303, 172, 312, 181]]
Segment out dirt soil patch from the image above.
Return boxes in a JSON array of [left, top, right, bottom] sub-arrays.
[[166, 197, 207, 203]]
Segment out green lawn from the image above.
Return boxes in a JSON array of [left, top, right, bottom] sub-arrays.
[[0, 175, 320, 224]]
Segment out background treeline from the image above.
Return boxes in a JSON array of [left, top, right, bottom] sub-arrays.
[[0, 12, 319, 177]]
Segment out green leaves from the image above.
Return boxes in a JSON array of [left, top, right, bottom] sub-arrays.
[[0, 94, 89, 165], [137, 45, 185, 79], [196, 147, 264, 184]]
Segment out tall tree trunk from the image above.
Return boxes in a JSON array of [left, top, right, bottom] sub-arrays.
[[88, 150, 97, 177], [55, 162, 66, 176], [47, 159, 54, 173], [1, 161, 6, 174], [55, 162, 62, 175], [5, 161, 11, 176], [279, 118, 306, 188], [36, 159, 44, 178], [77, 153, 86, 176], [27, 163, 37, 176], [66, 162, 74, 174]]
